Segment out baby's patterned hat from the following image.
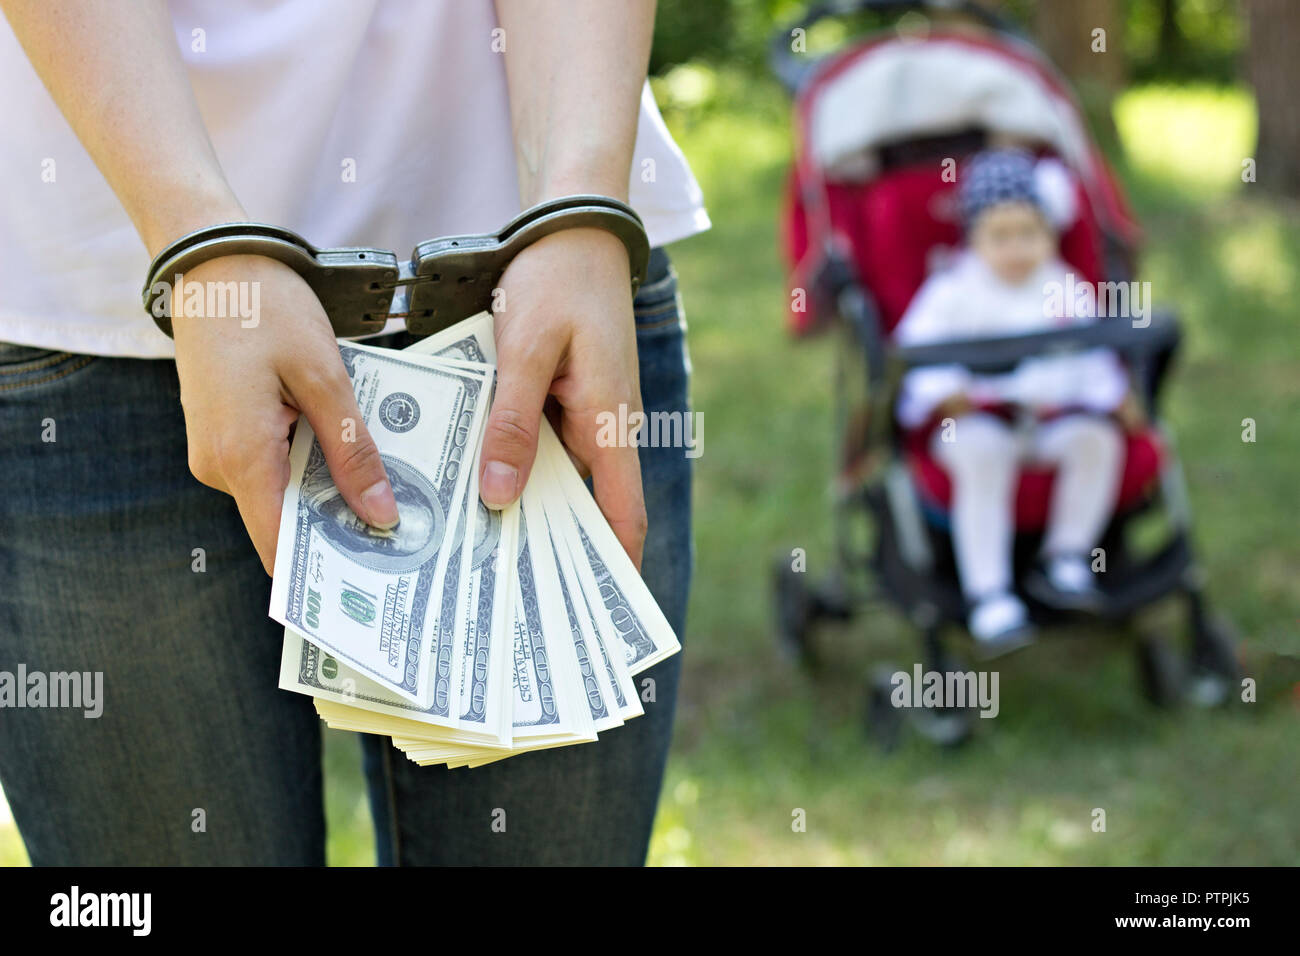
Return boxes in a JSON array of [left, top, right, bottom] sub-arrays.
[[957, 148, 1047, 230]]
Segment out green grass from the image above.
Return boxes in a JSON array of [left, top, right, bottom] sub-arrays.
[[0, 802, 23, 866], [2, 82, 1296, 867]]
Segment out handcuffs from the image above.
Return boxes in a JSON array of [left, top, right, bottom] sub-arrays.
[[142, 195, 650, 339]]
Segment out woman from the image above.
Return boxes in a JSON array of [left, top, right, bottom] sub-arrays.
[[0, 0, 707, 865]]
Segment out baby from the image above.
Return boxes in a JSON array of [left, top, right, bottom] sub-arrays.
[[894, 148, 1143, 657]]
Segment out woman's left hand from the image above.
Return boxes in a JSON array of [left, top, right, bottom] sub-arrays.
[[476, 226, 648, 570]]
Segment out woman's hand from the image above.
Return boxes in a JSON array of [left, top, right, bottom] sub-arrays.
[[478, 227, 648, 570], [171, 254, 399, 574]]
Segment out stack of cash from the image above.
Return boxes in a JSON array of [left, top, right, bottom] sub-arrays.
[[269, 312, 679, 768]]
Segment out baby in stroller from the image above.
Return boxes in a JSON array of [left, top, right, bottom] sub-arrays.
[[894, 148, 1145, 657]]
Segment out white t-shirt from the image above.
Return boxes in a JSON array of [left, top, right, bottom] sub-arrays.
[[0, 0, 710, 358], [894, 249, 1128, 429]]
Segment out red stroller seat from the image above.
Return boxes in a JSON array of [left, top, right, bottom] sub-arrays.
[[906, 425, 1165, 529]]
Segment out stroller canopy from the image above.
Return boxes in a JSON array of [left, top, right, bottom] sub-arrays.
[[804, 34, 1093, 181]]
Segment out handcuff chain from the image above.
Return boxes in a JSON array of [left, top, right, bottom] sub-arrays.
[[142, 195, 649, 339]]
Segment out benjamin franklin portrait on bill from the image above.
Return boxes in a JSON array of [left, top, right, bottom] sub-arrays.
[[300, 448, 445, 574]]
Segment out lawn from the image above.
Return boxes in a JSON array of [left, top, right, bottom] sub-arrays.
[[1, 82, 1295, 868]]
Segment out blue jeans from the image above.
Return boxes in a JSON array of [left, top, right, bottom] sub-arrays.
[[0, 247, 692, 865]]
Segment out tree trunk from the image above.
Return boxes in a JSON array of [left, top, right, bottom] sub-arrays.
[[1244, 0, 1300, 197], [1156, 0, 1185, 66], [1033, 0, 1124, 148]]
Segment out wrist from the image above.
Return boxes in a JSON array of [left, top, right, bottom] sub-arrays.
[[141, 192, 248, 260], [527, 162, 631, 206], [508, 226, 633, 290]]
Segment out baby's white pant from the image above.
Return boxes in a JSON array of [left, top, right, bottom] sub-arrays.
[[929, 413, 1125, 599]]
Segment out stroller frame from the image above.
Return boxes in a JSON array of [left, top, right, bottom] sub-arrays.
[[768, 0, 1240, 747]]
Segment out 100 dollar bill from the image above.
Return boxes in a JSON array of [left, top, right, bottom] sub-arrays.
[[269, 341, 491, 706]]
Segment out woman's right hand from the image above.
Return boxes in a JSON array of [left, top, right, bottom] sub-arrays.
[[170, 254, 399, 575]]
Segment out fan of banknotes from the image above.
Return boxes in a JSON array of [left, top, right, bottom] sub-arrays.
[[269, 312, 679, 768]]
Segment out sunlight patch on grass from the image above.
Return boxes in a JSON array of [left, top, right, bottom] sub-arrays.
[[0, 782, 28, 866], [1212, 215, 1296, 305], [647, 773, 704, 866], [0, 829, 27, 867], [1114, 84, 1256, 193]]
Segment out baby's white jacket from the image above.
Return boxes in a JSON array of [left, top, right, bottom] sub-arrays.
[[893, 250, 1130, 429]]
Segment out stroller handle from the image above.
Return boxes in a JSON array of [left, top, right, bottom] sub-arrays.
[[769, 0, 1023, 93], [891, 310, 1181, 375]]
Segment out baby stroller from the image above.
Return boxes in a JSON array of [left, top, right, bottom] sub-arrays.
[[768, 0, 1241, 747]]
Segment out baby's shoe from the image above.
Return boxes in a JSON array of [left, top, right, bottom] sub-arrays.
[[1026, 553, 1104, 613], [967, 592, 1036, 660]]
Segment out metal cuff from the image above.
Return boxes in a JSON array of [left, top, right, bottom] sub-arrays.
[[141, 195, 651, 339]]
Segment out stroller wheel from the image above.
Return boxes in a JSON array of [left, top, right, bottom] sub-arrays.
[[1186, 614, 1242, 709], [871, 653, 976, 749], [1136, 633, 1184, 708], [772, 556, 815, 666], [865, 666, 905, 752], [909, 709, 976, 748], [909, 695, 976, 749]]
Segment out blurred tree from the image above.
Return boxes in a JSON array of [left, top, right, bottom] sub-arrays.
[[969, 0, 1038, 29], [650, 0, 736, 74], [1033, 0, 1125, 146], [1125, 0, 1242, 84], [1156, 0, 1184, 62], [650, 0, 806, 75], [1242, 0, 1300, 196], [648, 0, 1246, 94]]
